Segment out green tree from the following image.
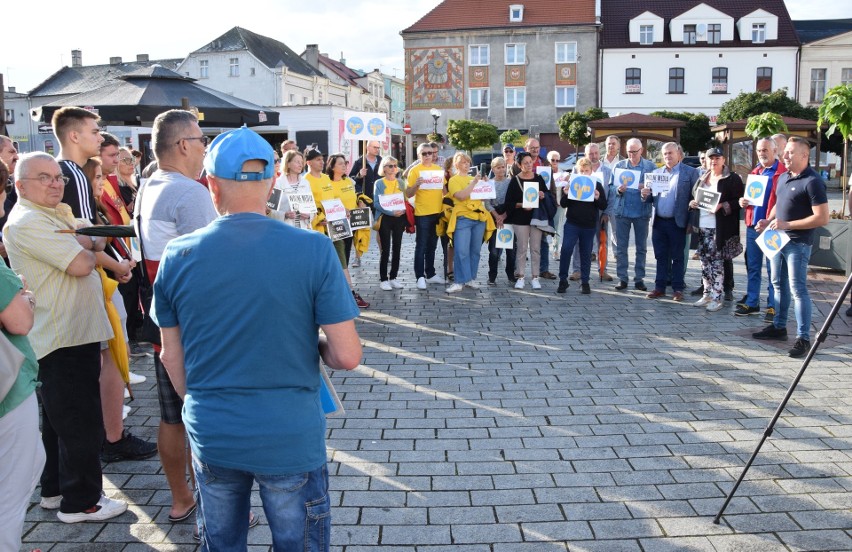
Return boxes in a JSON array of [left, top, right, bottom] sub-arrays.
[[445, 119, 500, 155], [818, 83, 852, 216], [717, 88, 818, 124], [499, 129, 522, 146], [745, 112, 789, 140], [557, 108, 609, 150], [650, 110, 713, 155]]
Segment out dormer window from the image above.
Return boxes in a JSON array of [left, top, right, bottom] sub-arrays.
[[509, 4, 523, 22], [683, 25, 697, 45], [752, 23, 766, 43]]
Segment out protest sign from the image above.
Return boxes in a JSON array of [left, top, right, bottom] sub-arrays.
[[696, 188, 721, 212], [378, 193, 405, 211], [470, 179, 496, 200], [349, 208, 373, 230], [756, 228, 790, 259], [418, 170, 444, 190], [566, 174, 596, 202], [645, 173, 672, 195], [321, 199, 347, 222], [744, 174, 769, 206], [522, 181, 540, 208], [536, 166, 552, 187], [495, 225, 514, 249], [614, 168, 641, 189]]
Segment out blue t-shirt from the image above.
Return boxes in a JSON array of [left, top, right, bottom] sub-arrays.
[[774, 165, 827, 245], [152, 213, 359, 474]]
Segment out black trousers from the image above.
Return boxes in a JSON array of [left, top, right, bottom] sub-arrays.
[[379, 214, 406, 281], [39, 343, 104, 513]]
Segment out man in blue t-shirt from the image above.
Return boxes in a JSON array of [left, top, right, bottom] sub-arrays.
[[753, 136, 829, 358], [152, 126, 362, 550]]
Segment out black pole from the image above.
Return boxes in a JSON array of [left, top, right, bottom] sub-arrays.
[[713, 270, 852, 524]]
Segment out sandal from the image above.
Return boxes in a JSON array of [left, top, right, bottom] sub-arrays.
[[168, 503, 197, 523]]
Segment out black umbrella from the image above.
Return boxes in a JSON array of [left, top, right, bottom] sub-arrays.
[[35, 66, 278, 128], [56, 225, 136, 238]]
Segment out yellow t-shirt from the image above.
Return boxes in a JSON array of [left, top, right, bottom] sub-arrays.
[[408, 163, 444, 216], [332, 176, 358, 210], [305, 172, 335, 233], [447, 175, 485, 219]]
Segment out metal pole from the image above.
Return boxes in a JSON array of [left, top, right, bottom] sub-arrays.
[[713, 270, 852, 523]]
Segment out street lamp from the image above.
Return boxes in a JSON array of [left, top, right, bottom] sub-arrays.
[[430, 107, 442, 136]]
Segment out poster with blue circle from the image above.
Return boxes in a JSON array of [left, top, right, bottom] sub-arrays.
[[567, 175, 595, 202], [367, 118, 386, 137]]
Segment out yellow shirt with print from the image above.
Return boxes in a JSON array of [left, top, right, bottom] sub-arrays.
[[332, 176, 358, 210], [305, 172, 335, 233], [408, 163, 444, 216]]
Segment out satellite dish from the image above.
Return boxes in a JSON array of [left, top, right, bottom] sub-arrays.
[[697, 23, 707, 35]]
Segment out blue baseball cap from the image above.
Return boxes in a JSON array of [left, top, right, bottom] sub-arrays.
[[203, 125, 275, 181]]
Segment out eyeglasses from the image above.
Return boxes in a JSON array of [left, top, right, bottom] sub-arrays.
[[627, 150, 641, 154], [273, 159, 281, 164], [385, 164, 398, 169], [178, 136, 209, 146], [21, 174, 69, 185], [503, 149, 514, 153], [119, 158, 134, 165], [422, 151, 435, 156]]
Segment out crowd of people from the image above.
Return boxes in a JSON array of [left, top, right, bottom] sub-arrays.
[[0, 105, 843, 550]]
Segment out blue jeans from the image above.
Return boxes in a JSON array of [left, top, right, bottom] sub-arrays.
[[452, 217, 485, 285], [615, 216, 649, 283], [558, 221, 595, 283], [651, 217, 687, 292], [414, 213, 440, 279], [193, 459, 331, 552], [770, 240, 813, 340], [745, 225, 775, 309]]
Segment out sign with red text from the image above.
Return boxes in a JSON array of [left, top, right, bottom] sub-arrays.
[[470, 180, 496, 200], [378, 193, 406, 211], [418, 170, 444, 190], [321, 199, 347, 222]]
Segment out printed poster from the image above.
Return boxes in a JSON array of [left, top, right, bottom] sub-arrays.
[[321, 199, 347, 222], [757, 228, 790, 259], [553, 171, 570, 188], [495, 224, 514, 249], [614, 168, 641, 189], [566, 174, 596, 203], [745, 174, 769, 206], [536, 166, 552, 187], [343, 111, 387, 141], [696, 188, 721, 213], [522, 181, 540, 208], [328, 218, 352, 241], [645, 173, 673, 195], [418, 170, 444, 190], [378, 193, 406, 211], [470, 180, 496, 200], [349, 208, 373, 231]]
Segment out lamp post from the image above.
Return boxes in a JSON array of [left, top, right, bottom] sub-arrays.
[[430, 107, 441, 136]]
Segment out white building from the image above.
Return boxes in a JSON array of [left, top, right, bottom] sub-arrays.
[[794, 20, 852, 107]]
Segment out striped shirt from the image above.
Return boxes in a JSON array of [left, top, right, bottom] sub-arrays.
[[3, 199, 113, 358], [59, 159, 97, 223]]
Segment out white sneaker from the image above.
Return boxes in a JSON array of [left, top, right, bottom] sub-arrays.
[[380, 280, 392, 291], [40, 495, 62, 510], [351, 257, 361, 268], [694, 295, 712, 307], [389, 279, 404, 289], [417, 277, 427, 290], [128, 371, 146, 385], [464, 281, 480, 289], [445, 283, 464, 294], [706, 300, 723, 312], [514, 277, 525, 289], [426, 275, 446, 285], [531, 278, 542, 290], [57, 495, 128, 523], [122, 405, 130, 420]]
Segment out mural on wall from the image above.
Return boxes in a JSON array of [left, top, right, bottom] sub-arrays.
[[505, 66, 526, 87], [406, 47, 464, 109], [469, 66, 489, 88], [555, 64, 577, 86]]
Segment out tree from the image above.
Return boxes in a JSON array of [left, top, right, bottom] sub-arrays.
[[745, 112, 789, 140], [650, 110, 713, 154], [717, 88, 818, 124], [818, 84, 852, 216], [499, 129, 521, 147], [557, 107, 609, 150], [445, 119, 500, 155]]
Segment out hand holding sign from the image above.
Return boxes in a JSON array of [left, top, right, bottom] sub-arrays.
[[536, 166, 552, 187], [614, 168, 641, 191], [418, 170, 444, 190], [470, 180, 496, 200], [495, 224, 514, 249], [522, 182, 540, 208], [744, 174, 769, 206], [756, 228, 790, 259], [566, 174, 596, 202]]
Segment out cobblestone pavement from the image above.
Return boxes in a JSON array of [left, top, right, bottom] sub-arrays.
[[21, 225, 852, 551]]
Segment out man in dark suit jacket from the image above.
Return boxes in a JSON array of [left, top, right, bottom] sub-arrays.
[[643, 142, 699, 301], [349, 140, 382, 202]]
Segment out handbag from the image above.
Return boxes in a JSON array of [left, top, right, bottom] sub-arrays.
[[721, 235, 744, 260], [0, 331, 25, 403], [404, 201, 416, 234]]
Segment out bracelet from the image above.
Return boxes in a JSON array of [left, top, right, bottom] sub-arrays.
[[25, 293, 35, 309]]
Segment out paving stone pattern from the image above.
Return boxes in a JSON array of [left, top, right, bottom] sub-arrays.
[[22, 217, 852, 551]]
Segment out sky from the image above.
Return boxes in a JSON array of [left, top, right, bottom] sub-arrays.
[[2, 0, 847, 94]]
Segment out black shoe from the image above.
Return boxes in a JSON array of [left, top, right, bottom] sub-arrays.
[[101, 431, 158, 463], [634, 281, 647, 291], [615, 281, 628, 291], [581, 283, 591, 294], [724, 290, 734, 302], [690, 285, 704, 297], [736, 294, 748, 307], [752, 324, 788, 341], [788, 338, 810, 358], [557, 280, 569, 293], [487, 279, 497, 286], [734, 305, 760, 316], [508, 276, 517, 284]]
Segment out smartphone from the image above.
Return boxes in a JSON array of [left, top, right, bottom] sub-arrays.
[[479, 163, 487, 176]]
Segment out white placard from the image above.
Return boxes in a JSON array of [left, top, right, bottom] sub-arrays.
[[614, 168, 641, 189], [536, 166, 552, 187], [418, 170, 444, 190], [566, 174, 596, 203], [522, 181, 540, 208], [321, 199, 347, 222], [285, 192, 317, 214], [553, 171, 571, 188], [470, 180, 496, 200], [696, 188, 721, 213], [756, 228, 790, 259], [744, 174, 769, 206], [591, 171, 605, 186], [495, 225, 514, 249], [378, 192, 406, 211], [343, 111, 387, 141], [645, 173, 672, 195]]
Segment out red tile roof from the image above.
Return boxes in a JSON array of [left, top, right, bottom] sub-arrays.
[[403, 0, 597, 33], [600, 0, 799, 49], [589, 112, 686, 128], [318, 53, 364, 90]]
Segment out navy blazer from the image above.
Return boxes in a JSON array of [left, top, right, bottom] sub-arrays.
[[652, 163, 699, 229]]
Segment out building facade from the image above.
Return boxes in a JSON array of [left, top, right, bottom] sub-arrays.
[[794, 20, 852, 107]]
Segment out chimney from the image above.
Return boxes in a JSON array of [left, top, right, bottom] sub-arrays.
[[71, 49, 82, 67], [8, 86, 15, 93], [304, 44, 319, 68], [109, 56, 122, 65], [136, 54, 149, 62], [340, 51, 346, 65]]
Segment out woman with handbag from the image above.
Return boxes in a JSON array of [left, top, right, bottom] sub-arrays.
[[689, 148, 744, 313], [374, 157, 407, 290], [0, 159, 44, 552]]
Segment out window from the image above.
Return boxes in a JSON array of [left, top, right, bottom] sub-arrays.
[[509, 4, 523, 22], [669, 68, 685, 94], [555, 86, 576, 107], [683, 25, 697, 45], [505, 87, 526, 108], [470, 89, 489, 108], [752, 23, 766, 43], [4, 109, 13, 124], [756, 67, 772, 93], [842, 68, 852, 84], [555, 42, 577, 63], [229, 57, 239, 77], [707, 24, 721, 44], [639, 25, 654, 45], [469, 45, 490, 66], [810, 68, 827, 103], [711, 67, 728, 93], [250, 67, 256, 77], [625, 68, 641, 93], [505, 43, 526, 65], [199, 59, 209, 78]]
